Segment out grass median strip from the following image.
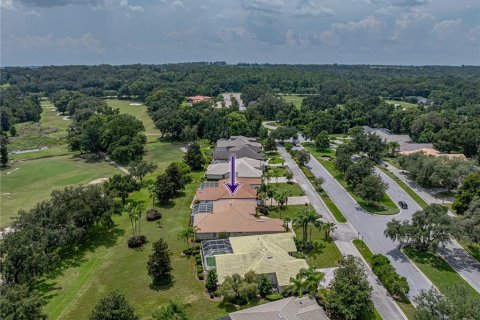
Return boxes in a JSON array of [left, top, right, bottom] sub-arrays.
[[300, 165, 347, 223], [353, 240, 416, 320], [377, 165, 428, 209], [303, 144, 399, 215], [403, 246, 480, 301]]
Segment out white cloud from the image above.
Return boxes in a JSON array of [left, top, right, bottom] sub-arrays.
[[11, 33, 104, 54], [391, 8, 434, 40], [320, 16, 381, 46], [431, 19, 462, 40], [467, 25, 480, 45], [172, 0, 184, 8], [1, 0, 15, 10], [23, 9, 42, 16], [292, 1, 334, 17], [17, 0, 143, 11], [217, 26, 254, 43]]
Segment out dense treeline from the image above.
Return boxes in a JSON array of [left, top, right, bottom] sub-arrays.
[[0, 86, 42, 133], [2, 64, 479, 105]]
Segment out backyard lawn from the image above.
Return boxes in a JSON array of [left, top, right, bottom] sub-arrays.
[[269, 205, 343, 269], [0, 155, 120, 227], [281, 95, 304, 108], [303, 144, 399, 215], [270, 183, 304, 196]]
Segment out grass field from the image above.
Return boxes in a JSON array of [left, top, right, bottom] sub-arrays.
[[106, 99, 161, 142], [269, 205, 342, 268], [377, 165, 428, 209], [353, 240, 416, 319], [384, 99, 418, 109], [282, 95, 304, 108], [0, 155, 120, 227], [303, 144, 399, 215], [270, 183, 304, 196], [403, 246, 480, 302], [8, 100, 70, 152]]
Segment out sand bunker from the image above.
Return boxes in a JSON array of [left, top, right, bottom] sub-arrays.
[[88, 178, 109, 185], [129, 103, 143, 106]]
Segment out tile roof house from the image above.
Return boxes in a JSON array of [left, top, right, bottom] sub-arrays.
[[206, 158, 265, 180], [215, 233, 309, 292], [192, 199, 284, 240], [213, 136, 264, 161], [225, 296, 329, 320], [195, 178, 261, 202], [188, 95, 211, 104]]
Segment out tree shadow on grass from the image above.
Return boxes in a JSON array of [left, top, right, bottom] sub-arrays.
[[305, 240, 327, 261], [35, 224, 124, 302], [149, 278, 175, 292]]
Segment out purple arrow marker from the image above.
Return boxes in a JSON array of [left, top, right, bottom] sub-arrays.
[[224, 154, 242, 196]]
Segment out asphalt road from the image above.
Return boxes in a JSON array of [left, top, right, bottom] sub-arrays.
[[278, 146, 407, 320], [302, 151, 434, 299]]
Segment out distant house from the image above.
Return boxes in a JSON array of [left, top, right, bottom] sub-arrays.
[[213, 136, 264, 161], [192, 199, 284, 240], [206, 158, 265, 180], [213, 233, 309, 293], [399, 148, 466, 159], [224, 296, 329, 320], [188, 95, 211, 104], [194, 178, 261, 202]]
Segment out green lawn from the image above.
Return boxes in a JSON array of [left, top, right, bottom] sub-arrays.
[[384, 99, 417, 109], [459, 240, 480, 262], [282, 95, 304, 108], [267, 166, 289, 177], [300, 165, 347, 223], [269, 205, 343, 268], [270, 183, 304, 196], [303, 144, 399, 215], [403, 246, 480, 302], [106, 99, 161, 142], [377, 165, 428, 209], [353, 240, 416, 319], [0, 155, 120, 227], [8, 100, 70, 152]]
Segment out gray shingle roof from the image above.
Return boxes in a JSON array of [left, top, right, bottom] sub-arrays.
[[213, 145, 264, 160], [227, 297, 329, 320]]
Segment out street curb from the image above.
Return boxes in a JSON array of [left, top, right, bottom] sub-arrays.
[[351, 240, 409, 320]]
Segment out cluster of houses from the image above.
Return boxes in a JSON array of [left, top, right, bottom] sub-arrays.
[[363, 126, 465, 159], [190, 136, 309, 295]]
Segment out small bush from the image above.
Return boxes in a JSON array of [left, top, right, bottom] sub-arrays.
[[257, 206, 269, 215], [183, 248, 193, 255], [127, 235, 147, 248], [197, 272, 204, 280], [266, 293, 283, 301], [195, 256, 202, 265], [197, 265, 204, 273], [192, 249, 200, 256], [194, 244, 201, 250], [293, 252, 306, 259], [146, 208, 162, 221]]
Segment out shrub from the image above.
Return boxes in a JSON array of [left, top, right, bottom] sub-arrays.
[[196, 265, 204, 273], [371, 254, 409, 297], [257, 206, 269, 215], [293, 252, 306, 259], [197, 272, 204, 280], [146, 208, 162, 221], [195, 256, 202, 265], [182, 248, 193, 255], [127, 235, 147, 248], [266, 293, 283, 301]]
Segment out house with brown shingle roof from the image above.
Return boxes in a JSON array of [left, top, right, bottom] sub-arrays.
[[192, 199, 284, 240], [195, 178, 261, 202]]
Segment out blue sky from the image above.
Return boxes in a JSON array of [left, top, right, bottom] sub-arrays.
[[1, 0, 479, 66]]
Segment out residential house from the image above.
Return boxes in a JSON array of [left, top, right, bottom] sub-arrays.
[[192, 199, 284, 240], [224, 296, 329, 320], [194, 178, 261, 203], [213, 136, 264, 161], [205, 158, 265, 180], [213, 233, 309, 293], [188, 95, 211, 104]]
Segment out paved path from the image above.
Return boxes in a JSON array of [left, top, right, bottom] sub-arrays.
[[381, 163, 480, 293], [278, 146, 407, 320], [289, 147, 433, 300], [271, 196, 309, 206], [104, 156, 129, 174]]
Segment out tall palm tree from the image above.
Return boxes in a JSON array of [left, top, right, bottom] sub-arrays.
[[287, 276, 305, 297], [298, 268, 324, 297], [323, 222, 337, 240], [293, 209, 318, 246], [125, 202, 142, 236], [283, 217, 292, 232], [179, 226, 200, 248], [283, 189, 292, 208]]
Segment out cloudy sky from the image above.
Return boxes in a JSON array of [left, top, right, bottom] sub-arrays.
[[1, 0, 479, 66]]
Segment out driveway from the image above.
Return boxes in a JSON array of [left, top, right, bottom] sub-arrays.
[[278, 146, 407, 320]]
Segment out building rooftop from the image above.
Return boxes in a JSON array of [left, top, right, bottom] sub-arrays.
[[227, 296, 329, 320], [216, 136, 261, 149], [216, 233, 308, 288], [213, 145, 264, 161], [195, 178, 261, 201], [193, 199, 284, 235], [363, 126, 412, 144], [206, 158, 264, 179]]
